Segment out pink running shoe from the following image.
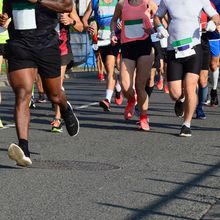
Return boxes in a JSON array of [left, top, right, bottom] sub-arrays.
[[115, 91, 123, 105], [139, 114, 150, 131], [156, 79, 163, 90], [124, 97, 136, 120], [99, 99, 111, 111], [164, 84, 169, 94], [98, 73, 105, 81]]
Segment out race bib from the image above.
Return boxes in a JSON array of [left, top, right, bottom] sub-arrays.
[[98, 27, 111, 40], [12, 2, 37, 30], [124, 19, 144, 39], [172, 37, 195, 59]]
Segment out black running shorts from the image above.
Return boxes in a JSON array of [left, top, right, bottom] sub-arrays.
[[6, 43, 61, 78], [201, 33, 211, 71], [99, 43, 120, 64], [166, 44, 202, 82], [121, 37, 152, 61]]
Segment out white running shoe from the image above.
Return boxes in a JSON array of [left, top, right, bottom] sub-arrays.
[[8, 143, 32, 167]]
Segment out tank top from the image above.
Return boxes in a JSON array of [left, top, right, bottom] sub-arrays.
[[0, 0, 9, 44], [7, 0, 59, 48], [121, 0, 152, 44], [92, 0, 117, 45]]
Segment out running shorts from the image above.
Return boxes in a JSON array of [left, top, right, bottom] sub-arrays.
[[0, 44, 6, 57], [6, 43, 61, 78], [121, 37, 152, 61], [201, 33, 211, 70], [208, 39, 220, 57], [166, 44, 202, 82], [99, 43, 120, 64], [152, 41, 167, 69]]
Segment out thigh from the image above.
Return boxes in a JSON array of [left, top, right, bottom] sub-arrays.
[[42, 76, 62, 96], [9, 68, 37, 95]]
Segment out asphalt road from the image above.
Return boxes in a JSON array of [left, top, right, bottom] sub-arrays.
[[0, 73, 219, 220]]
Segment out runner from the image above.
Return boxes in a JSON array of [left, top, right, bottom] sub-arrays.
[[111, 0, 155, 130], [0, 0, 79, 167], [154, 0, 219, 136], [82, 0, 122, 112], [207, 0, 220, 107], [51, 2, 83, 133]]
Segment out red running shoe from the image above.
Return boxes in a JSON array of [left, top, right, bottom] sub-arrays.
[[124, 97, 136, 120], [156, 79, 163, 90], [115, 91, 123, 105], [98, 73, 105, 81], [139, 114, 150, 131], [99, 99, 111, 111], [164, 84, 169, 94]]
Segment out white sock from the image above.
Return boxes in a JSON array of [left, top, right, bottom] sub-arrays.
[[183, 122, 191, 128], [212, 68, 219, 90], [105, 89, 113, 103], [115, 80, 121, 92], [180, 97, 185, 103]]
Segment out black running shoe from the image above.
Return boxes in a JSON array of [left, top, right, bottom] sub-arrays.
[[210, 89, 219, 107], [179, 125, 191, 137], [8, 143, 32, 166], [61, 101, 79, 136], [174, 100, 184, 117], [29, 97, 36, 109]]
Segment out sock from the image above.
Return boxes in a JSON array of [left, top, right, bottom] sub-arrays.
[[105, 89, 113, 103], [18, 139, 30, 157], [115, 80, 121, 92], [183, 122, 191, 128], [197, 86, 208, 109], [145, 85, 154, 97], [212, 68, 219, 90], [180, 97, 185, 103]]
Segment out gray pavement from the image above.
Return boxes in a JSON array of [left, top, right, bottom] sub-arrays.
[[0, 73, 220, 220]]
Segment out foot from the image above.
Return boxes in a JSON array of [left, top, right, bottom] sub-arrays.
[[179, 125, 191, 137], [99, 99, 111, 111], [29, 97, 36, 109], [8, 143, 32, 167], [98, 73, 105, 81], [115, 91, 123, 105], [51, 118, 63, 133], [61, 101, 79, 137], [164, 85, 169, 94], [124, 97, 136, 120], [139, 114, 150, 131], [174, 100, 184, 118], [36, 93, 47, 103], [156, 79, 163, 90], [210, 89, 218, 107], [196, 108, 206, 120]]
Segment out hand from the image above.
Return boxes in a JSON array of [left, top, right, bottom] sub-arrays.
[[111, 35, 118, 46], [60, 13, 73, 26], [87, 24, 95, 36], [0, 13, 9, 27], [205, 20, 216, 32], [156, 25, 169, 39]]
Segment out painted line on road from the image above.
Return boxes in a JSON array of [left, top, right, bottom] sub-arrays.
[[75, 102, 99, 109]]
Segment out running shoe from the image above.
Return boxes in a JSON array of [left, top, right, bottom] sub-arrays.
[[164, 84, 169, 94], [29, 96, 36, 109], [0, 119, 3, 128], [115, 91, 123, 105], [174, 100, 184, 118], [36, 93, 47, 103], [196, 108, 206, 120], [124, 97, 136, 120], [179, 125, 191, 137], [139, 114, 150, 131], [51, 118, 63, 133], [61, 101, 79, 137], [98, 73, 105, 81], [156, 79, 163, 90], [210, 89, 219, 107], [8, 143, 32, 167], [99, 99, 111, 111]]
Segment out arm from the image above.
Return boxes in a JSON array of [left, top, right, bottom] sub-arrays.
[[28, 0, 73, 13], [110, 0, 123, 45], [82, 1, 93, 31]]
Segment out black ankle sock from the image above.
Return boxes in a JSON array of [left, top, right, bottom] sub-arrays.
[[19, 139, 30, 157], [145, 85, 154, 97]]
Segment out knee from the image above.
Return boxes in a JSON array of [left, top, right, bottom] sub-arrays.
[[169, 89, 182, 101], [48, 92, 62, 104], [15, 89, 32, 105]]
